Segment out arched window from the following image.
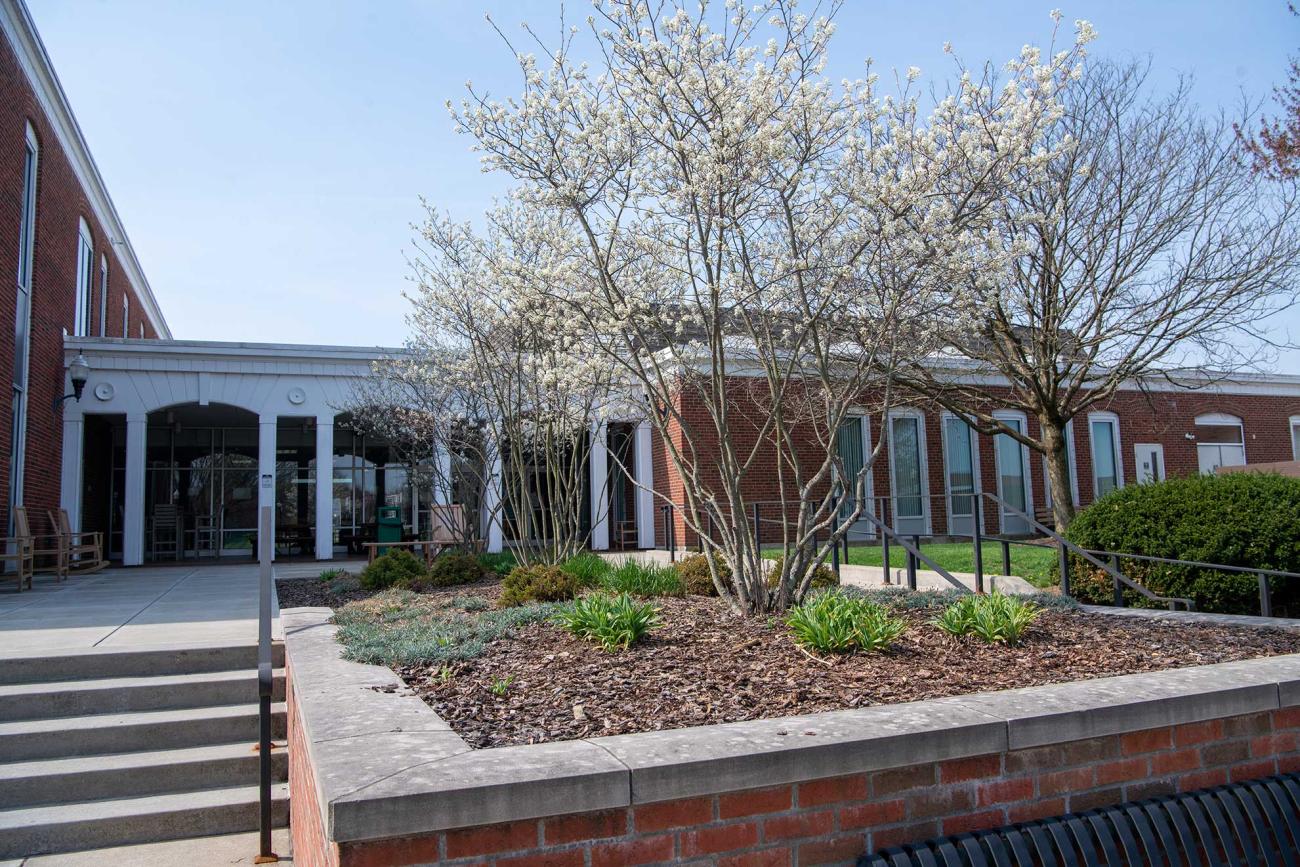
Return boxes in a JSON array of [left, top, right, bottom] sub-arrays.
[[1194, 413, 1245, 473], [74, 217, 93, 336]]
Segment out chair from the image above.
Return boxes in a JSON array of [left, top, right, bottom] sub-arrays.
[[47, 509, 105, 575], [149, 504, 183, 561], [193, 511, 221, 559], [615, 519, 639, 550], [1, 507, 35, 591]]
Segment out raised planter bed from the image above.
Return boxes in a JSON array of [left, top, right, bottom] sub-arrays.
[[282, 578, 1300, 866]]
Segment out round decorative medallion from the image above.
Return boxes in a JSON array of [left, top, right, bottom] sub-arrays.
[[93, 382, 115, 401], [287, 386, 307, 405]]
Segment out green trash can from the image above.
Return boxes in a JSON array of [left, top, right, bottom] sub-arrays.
[[376, 505, 403, 556]]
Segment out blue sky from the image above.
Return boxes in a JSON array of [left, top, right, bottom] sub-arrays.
[[30, 1, 1300, 366]]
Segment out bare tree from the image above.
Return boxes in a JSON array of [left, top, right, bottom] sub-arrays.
[[895, 59, 1300, 532]]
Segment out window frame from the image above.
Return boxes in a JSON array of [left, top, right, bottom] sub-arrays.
[[1042, 418, 1081, 510], [885, 408, 931, 535], [1290, 415, 1300, 461], [833, 410, 874, 529], [98, 254, 108, 337], [991, 409, 1034, 533], [1087, 411, 1124, 499], [1194, 412, 1246, 472], [122, 294, 129, 339], [11, 122, 39, 527], [939, 411, 983, 535], [74, 217, 94, 337]]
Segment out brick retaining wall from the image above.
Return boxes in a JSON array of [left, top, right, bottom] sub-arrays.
[[283, 608, 1300, 867], [288, 698, 1300, 866]]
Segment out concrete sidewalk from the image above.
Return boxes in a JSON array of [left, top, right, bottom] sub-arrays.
[[0, 559, 348, 656], [599, 549, 1039, 594]]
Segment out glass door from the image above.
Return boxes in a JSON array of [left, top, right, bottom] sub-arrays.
[[994, 416, 1031, 535], [942, 416, 978, 535], [888, 414, 927, 536]]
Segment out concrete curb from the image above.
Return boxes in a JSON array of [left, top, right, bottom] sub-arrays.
[[282, 606, 1300, 844]]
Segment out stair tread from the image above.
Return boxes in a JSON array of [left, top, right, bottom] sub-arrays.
[[0, 784, 289, 829], [0, 741, 280, 780], [0, 701, 286, 736], [0, 668, 285, 699]]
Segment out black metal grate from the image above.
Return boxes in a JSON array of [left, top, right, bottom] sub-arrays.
[[860, 772, 1300, 867]]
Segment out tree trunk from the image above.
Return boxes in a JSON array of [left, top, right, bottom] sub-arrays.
[[1040, 417, 1076, 534]]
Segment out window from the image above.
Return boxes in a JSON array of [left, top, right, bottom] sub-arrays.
[[139, 322, 144, 339], [993, 411, 1033, 534], [10, 123, 38, 524], [887, 411, 928, 535], [1088, 412, 1123, 498], [1290, 416, 1300, 461], [98, 255, 108, 337], [941, 414, 979, 535], [74, 218, 93, 336], [1043, 420, 1080, 509], [122, 295, 129, 339], [1195, 413, 1245, 474], [834, 415, 870, 524]]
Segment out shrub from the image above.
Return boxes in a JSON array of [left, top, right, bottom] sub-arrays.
[[675, 553, 729, 596], [767, 553, 840, 591], [418, 553, 489, 589], [479, 552, 518, 576], [561, 552, 612, 587], [557, 592, 660, 651], [934, 591, 1040, 645], [600, 560, 684, 597], [785, 591, 906, 654], [498, 565, 583, 607], [1064, 472, 1300, 615], [319, 568, 346, 582], [359, 549, 427, 591]]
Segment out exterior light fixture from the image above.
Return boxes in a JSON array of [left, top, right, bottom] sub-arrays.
[[54, 352, 91, 409]]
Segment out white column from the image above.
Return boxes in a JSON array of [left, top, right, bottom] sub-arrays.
[[315, 417, 334, 560], [59, 415, 85, 533], [258, 415, 277, 561], [123, 414, 147, 566], [433, 445, 452, 506], [634, 420, 655, 549], [483, 450, 503, 553], [589, 420, 610, 551]]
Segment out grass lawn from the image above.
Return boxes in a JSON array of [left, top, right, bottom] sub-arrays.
[[840, 541, 1060, 589]]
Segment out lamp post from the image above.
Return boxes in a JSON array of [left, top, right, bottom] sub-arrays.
[[54, 352, 90, 409]]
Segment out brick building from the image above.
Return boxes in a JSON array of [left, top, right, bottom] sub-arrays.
[[4, 0, 1300, 569], [0, 0, 167, 540]]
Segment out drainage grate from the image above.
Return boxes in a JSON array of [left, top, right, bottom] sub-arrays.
[[860, 772, 1300, 866]]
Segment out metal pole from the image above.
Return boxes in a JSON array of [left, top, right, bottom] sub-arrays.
[[1059, 540, 1071, 598], [668, 505, 676, 563], [752, 503, 761, 555], [1001, 539, 1011, 578], [880, 497, 892, 585], [1259, 573, 1273, 618], [1111, 555, 1124, 608], [907, 534, 919, 590], [255, 505, 277, 864], [972, 493, 984, 594]]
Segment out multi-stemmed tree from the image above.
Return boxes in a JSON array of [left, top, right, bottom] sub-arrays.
[[893, 59, 1300, 532], [439, 0, 1095, 613]]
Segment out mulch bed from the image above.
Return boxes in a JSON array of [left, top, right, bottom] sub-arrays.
[[277, 577, 1300, 750], [276, 575, 373, 608]]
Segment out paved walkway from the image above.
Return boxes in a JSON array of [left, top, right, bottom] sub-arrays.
[[0, 560, 356, 656]]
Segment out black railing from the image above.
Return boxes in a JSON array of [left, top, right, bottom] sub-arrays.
[[256, 506, 278, 864]]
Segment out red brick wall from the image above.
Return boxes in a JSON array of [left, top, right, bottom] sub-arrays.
[[650, 383, 1300, 547], [289, 704, 1300, 866], [0, 30, 161, 534]]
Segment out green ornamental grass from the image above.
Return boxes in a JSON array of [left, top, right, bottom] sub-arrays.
[[934, 591, 1040, 645], [557, 592, 660, 651], [785, 590, 907, 654]]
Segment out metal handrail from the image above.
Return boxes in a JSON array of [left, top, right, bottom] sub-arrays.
[[977, 491, 1194, 611], [856, 508, 971, 594], [255, 506, 278, 864]]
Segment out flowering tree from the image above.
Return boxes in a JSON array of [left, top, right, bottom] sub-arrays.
[[442, 0, 1093, 614], [401, 203, 628, 566], [893, 59, 1300, 532], [1237, 4, 1300, 179]]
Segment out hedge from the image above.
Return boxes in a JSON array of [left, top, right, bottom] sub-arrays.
[[1063, 472, 1300, 615]]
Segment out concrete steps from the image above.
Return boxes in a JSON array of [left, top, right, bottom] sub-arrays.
[[0, 784, 289, 857], [0, 644, 288, 858]]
